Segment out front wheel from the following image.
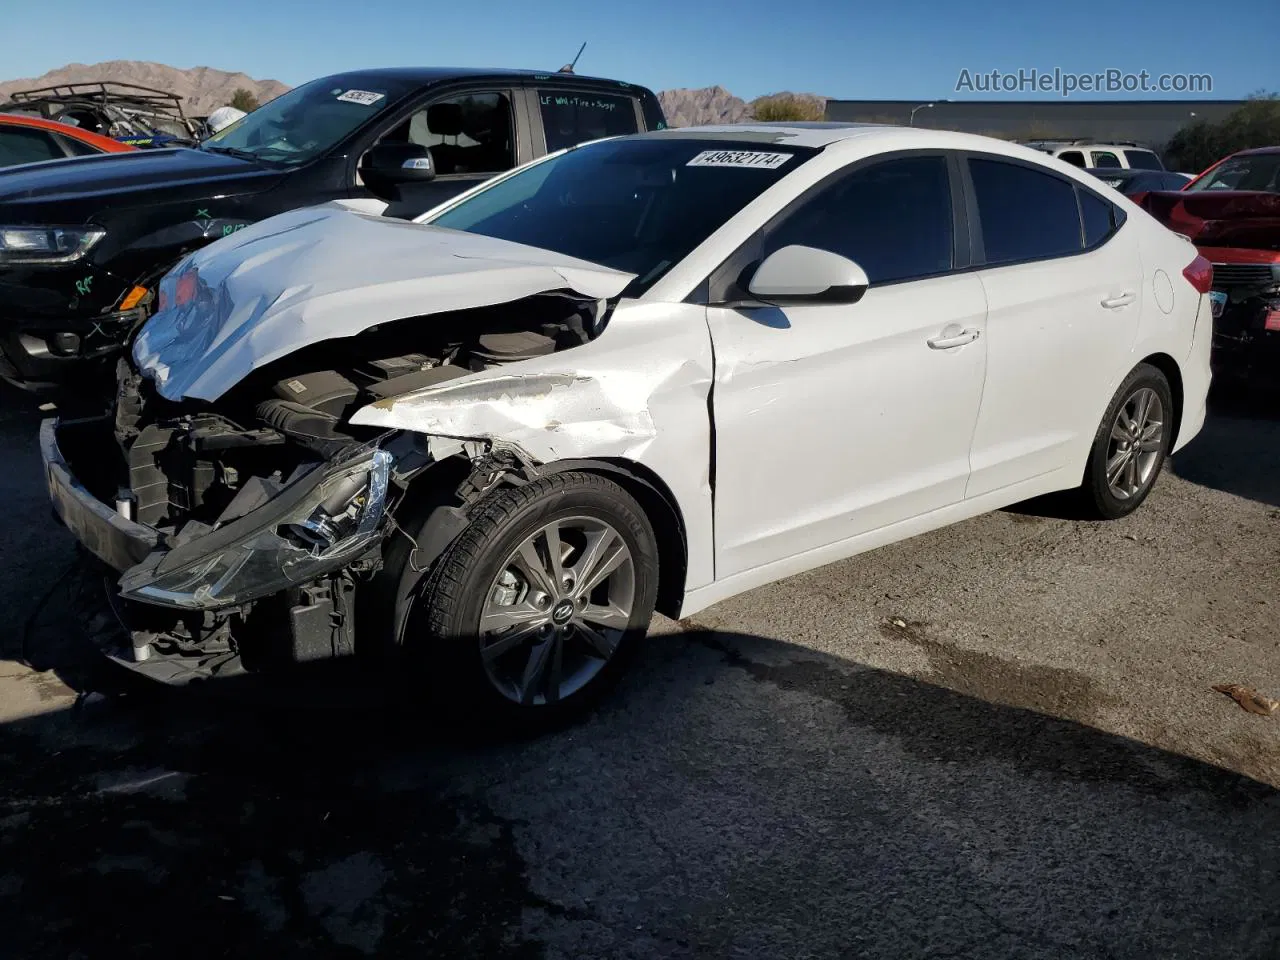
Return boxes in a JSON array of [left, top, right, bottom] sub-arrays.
[[1077, 363, 1174, 519], [402, 471, 659, 729]]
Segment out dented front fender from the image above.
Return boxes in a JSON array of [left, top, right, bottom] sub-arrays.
[[349, 301, 718, 592]]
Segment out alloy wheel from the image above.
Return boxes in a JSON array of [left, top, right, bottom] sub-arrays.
[[478, 516, 635, 706], [1106, 386, 1165, 500]]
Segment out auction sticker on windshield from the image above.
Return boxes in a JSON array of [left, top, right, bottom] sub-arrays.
[[687, 150, 792, 169], [336, 90, 386, 106]]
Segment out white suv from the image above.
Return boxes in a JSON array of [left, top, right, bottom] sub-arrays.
[[1022, 140, 1165, 172]]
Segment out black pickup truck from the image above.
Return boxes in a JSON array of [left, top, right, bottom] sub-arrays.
[[0, 67, 666, 395]]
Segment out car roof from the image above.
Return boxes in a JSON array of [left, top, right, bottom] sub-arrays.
[[0, 112, 137, 152], [1229, 145, 1280, 157], [639, 122, 1072, 160], [311, 66, 655, 93]]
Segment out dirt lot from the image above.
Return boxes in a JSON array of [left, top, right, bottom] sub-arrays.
[[0, 384, 1277, 958]]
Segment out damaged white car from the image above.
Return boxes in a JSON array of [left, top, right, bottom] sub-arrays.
[[42, 124, 1212, 721]]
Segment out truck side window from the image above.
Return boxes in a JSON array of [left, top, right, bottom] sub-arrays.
[[538, 91, 638, 153], [388, 92, 515, 175]]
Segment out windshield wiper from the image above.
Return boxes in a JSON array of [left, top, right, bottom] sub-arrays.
[[202, 144, 263, 162]]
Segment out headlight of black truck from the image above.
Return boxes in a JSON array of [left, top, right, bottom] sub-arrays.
[[118, 447, 393, 610], [0, 225, 105, 265]]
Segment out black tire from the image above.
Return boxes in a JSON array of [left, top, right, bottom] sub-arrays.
[[398, 470, 658, 731], [1077, 363, 1174, 520]]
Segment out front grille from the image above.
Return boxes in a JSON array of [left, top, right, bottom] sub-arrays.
[[1211, 263, 1279, 289]]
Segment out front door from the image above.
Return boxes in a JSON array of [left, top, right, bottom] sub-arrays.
[[707, 154, 990, 578], [355, 89, 520, 217]]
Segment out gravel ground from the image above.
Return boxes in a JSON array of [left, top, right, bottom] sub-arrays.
[[0, 384, 1277, 958]]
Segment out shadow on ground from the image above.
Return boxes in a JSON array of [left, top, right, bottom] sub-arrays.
[[2, 622, 1278, 959], [3, 383, 1279, 958], [1171, 392, 1280, 508]]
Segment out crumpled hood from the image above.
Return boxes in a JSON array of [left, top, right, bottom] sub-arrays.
[[1138, 190, 1280, 252], [133, 204, 636, 402]]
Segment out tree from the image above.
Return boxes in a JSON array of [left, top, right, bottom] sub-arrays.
[[751, 93, 825, 123], [1165, 92, 1280, 173], [229, 88, 260, 113]]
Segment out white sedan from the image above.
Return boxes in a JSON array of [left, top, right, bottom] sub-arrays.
[[43, 123, 1212, 723]]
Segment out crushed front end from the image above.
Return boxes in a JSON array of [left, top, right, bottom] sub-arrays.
[[41, 284, 612, 684], [44, 360, 401, 682]]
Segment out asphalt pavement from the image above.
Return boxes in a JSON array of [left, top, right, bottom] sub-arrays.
[[1, 384, 1277, 959]]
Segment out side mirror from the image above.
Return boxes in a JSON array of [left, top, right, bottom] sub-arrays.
[[746, 245, 869, 305], [359, 142, 436, 200]]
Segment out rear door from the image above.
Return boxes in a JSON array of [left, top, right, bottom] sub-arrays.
[[525, 85, 645, 155], [963, 154, 1144, 498]]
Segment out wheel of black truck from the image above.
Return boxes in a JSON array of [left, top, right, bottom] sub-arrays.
[[397, 471, 659, 729], [1076, 362, 1174, 520]]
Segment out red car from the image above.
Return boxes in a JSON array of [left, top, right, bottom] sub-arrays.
[[0, 113, 137, 168], [1135, 146, 1280, 385]]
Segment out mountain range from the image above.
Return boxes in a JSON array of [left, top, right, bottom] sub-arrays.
[[0, 61, 821, 127], [0, 62, 291, 116]]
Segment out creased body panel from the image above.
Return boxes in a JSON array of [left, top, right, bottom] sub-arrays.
[[133, 206, 636, 402], [350, 302, 717, 593]]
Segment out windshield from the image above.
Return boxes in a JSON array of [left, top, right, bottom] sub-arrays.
[[426, 137, 814, 296], [1187, 153, 1280, 193], [202, 76, 412, 166]]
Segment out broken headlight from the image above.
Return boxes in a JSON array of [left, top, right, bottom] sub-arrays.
[[119, 449, 392, 610]]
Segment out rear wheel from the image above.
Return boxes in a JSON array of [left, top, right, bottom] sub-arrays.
[[1077, 363, 1173, 519], [400, 471, 658, 729]]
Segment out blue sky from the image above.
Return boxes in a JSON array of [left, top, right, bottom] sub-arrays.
[[5, 0, 1274, 101]]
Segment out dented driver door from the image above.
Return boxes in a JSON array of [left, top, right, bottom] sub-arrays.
[[707, 274, 989, 579], [705, 153, 988, 580]]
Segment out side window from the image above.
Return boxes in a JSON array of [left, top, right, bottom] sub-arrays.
[[1092, 151, 1122, 169], [387, 92, 515, 175], [53, 133, 102, 157], [1057, 150, 1086, 168], [538, 91, 639, 153], [1079, 188, 1117, 247], [969, 157, 1081, 265], [0, 127, 65, 167], [763, 156, 953, 285], [1123, 150, 1163, 171]]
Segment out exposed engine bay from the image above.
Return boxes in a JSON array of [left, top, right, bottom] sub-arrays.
[[53, 292, 608, 680], [80, 294, 604, 535]]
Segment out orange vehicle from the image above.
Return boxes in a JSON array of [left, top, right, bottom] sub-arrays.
[[0, 113, 137, 168]]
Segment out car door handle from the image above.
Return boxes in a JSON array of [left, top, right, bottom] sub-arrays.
[[927, 328, 981, 349], [1101, 292, 1136, 309]]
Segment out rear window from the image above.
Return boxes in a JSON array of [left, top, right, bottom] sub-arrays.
[[1057, 150, 1085, 167], [538, 91, 639, 153], [970, 157, 1082, 265], [1124, 149, 1164, 171]]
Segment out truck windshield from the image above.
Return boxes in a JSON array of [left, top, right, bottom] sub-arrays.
[[425, 137, 815, 296], [201, 77, 411, 166]]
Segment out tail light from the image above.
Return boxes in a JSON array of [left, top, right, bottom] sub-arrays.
[[1182, 254, 1213, 294]]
